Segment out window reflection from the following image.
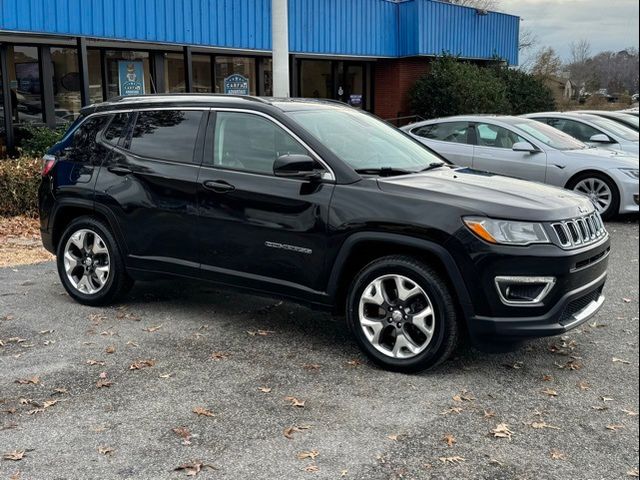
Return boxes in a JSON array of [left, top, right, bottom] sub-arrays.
[[192, 54, 212, 93], [8, 46, 43, 125], [50, 47, 82, 125], [164, 53, 186, 93], [215, 57, 256, 95]]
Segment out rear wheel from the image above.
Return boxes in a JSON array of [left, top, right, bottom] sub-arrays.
[[346, 255, 460, 373], [56, 217, 133, 306], [568, 173, 619, 220]]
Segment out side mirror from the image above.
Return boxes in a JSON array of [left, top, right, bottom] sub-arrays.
[[589, 133, 613, 143], [512, 141, 539, 153], [273, 154, 322, 180]]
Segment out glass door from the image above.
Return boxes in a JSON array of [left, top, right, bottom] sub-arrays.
[[336, 62, 365, 109]]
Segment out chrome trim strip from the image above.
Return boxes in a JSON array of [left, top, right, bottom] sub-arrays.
[[550, 212, 608, 250], [563, 294, 605, 330], [494, 276, 557, 307]]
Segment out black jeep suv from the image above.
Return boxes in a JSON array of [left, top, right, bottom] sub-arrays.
[[39, 95, 610, 372]]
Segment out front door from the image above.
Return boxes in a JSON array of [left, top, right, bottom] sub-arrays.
[[336, 62, 366, 109], [197, 110, 335, 298], [472, 122, 547, 183], [298, 60, 368, 110]]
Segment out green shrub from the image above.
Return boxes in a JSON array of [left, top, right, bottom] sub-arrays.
[[410, 55, 555, 118], [0, 157, 41, 217], [17, 124, 68, 158]]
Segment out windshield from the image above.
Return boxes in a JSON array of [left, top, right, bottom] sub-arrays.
[[287, 108, 447, 172], [583, 115, 639, 141], [602, 114, 639, 130], [510, 119, 587, 150]]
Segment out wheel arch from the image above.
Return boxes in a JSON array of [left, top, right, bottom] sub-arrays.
[[564, 169, 618, 190], [327, 233, 474, 322]]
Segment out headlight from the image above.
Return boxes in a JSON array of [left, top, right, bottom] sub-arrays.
[[464, 217, 550, 246], [619, 168, 639, 179]]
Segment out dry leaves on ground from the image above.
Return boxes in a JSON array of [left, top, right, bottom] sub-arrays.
[[297, 450, 320, 460], [0, 216, 54, 267], [542, 388, 559, 397], [528, 421, 561, 430], [257, 386, 272, 393], [442, 434, 457, 447], [129, 359, 156, 370], [491, 423, 514, 440], [210, 352, 230, 361], [15, 376, 40, 385], [3, 450, 26, 461], [283, 425, 312, 439], [143, 325, 163, 333], [550, 449, 567, 460], [173, 426, 192, 445], [97, 446, 114, 456], [303, 464, 319, 473], [192, 407, 215, 417], [174, 461, 216, 476], [606, 424, 624, 432], [439, 456, 465, 465], [284, 396, 306, 408]]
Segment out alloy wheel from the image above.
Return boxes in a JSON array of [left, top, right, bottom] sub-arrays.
[[358, 274, 435, 359], [574, 178, 612, 214], [63, 229, 111, 295]]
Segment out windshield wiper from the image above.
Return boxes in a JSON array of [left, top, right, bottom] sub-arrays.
[[355, 167, 417, 177], [419, 162, 446, 172]]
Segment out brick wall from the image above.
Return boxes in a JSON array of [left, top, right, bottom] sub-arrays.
[[373, 57, 431, 121]]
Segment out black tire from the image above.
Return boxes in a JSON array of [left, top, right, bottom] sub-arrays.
[[346, 255, 460, 373], [567, 172, 620, 220], [56, 216, 134, 306]]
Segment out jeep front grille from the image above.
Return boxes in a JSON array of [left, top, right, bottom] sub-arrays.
[[551, 212, 606, 249]]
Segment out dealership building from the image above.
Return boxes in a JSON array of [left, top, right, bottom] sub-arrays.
[[0, 0, 519, 153]]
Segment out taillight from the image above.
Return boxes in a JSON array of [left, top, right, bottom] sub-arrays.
[[41, 154, 57, 176]]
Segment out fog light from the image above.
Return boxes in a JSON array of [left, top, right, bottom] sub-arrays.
[[495, 276, 556, 306]]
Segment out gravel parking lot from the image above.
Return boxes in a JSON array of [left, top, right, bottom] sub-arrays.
[[1, 217, 638, 480]]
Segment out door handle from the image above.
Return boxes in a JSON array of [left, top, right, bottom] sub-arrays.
[[203, 180, 236, 193], [108, 165, 133, 176]]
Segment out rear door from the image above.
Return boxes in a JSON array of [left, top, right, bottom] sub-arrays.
[[472, 122, 547, 182], [409, 121, 474, 166], [196, 110, 335, 298], [95, 108, 207, 276]]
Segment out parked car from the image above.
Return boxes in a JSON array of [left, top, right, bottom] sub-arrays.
[[619, 108, 639, 118], [571, 110, 639, 132], [402, 115, 639, 218], [40, 95, 610, 373], [523, 112, 639, 155]]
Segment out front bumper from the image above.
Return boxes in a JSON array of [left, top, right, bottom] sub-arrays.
[[470, 270, 606, 339], [617, 175, 639, 214]]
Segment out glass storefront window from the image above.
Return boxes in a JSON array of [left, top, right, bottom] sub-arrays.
[[105, 50, 151, 99], [8, 46, 43, 125], [50, 47, 82, 125], [192, 54, 212, 93], [164, 53, 186, 93], [88, 49, 103, 105], [300, 60, 332, 99], [262, 58, 273, 96], [215, 57, 256, 95]]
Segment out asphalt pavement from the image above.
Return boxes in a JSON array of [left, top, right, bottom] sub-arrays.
[[1, 217, 638, 480]]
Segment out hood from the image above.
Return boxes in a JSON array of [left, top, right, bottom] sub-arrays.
[[377, 167, 595, 222], [558, 147, 639, 167]]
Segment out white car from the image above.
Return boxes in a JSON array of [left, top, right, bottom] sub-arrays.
[[402, 115, 639, 218], [523, 112, 639, 156]]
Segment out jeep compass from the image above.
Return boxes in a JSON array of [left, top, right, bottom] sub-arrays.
[[39, 95, 610, 372]]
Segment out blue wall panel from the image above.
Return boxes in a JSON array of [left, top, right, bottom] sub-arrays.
[[0, 0, 519, 63]]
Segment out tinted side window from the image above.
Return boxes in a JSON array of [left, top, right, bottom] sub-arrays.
[[476, 123, 526, 149], [104, 113, 130, 145], [547, 118, 602, 143], [413, 122, 470, 144], [213, 112, 308, 174], [64, 116, 111, 164], [129, 110, 204, 163]]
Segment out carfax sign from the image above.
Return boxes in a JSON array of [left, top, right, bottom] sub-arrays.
[[224, 74, 250, 95], [118, 61, 145, 96]]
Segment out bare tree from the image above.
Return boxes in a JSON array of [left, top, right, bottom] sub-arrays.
[[517, 26, 539, 70], [570, 39, 592, 64], [567, 39, 592, 91], [531, 47, 563, 79]]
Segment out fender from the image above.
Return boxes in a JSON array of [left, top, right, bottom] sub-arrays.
[[327, 232, 474, 320]]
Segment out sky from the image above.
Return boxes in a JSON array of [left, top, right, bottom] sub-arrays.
[[502, 0, 639, 61]]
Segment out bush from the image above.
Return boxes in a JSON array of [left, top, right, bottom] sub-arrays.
[[0, 157, 41, 217], [17, 124, 67, 158], [410, 55, 555, 118]]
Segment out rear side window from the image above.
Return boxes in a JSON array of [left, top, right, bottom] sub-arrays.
[[104, 113, 130, 145], [128, 110, 204, 163], [475, 123, 526, 149], [545, 118, 602, 143], [412, 122, 470, 144], [63, 116, 111, 164]]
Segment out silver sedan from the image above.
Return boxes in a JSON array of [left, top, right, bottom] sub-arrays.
[[402, 115, 639, 218]]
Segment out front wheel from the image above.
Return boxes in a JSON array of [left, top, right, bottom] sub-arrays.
[[346, 255, 460, 373], [56, 217, 133, 306], [569, 173, 620, 220]]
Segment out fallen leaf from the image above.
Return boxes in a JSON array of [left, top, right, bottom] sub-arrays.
[[39, 330, 54, 335], [443, 434, 457, 447], [297, 450, 319, 460], [529, 421, 561, 430], [283, 425, 312, 439], [439, 456, 465, 465], [192, 407, 215, 417], [622, 298, 632, 303], [542, 374, 554, 382], [3, 450, 25, 461], [622, 409, 639, 416], [542, 388, 558, 397], [577, 381, 590, 391], [452, 391, 475, 403], [159, 373, 173, 379], [303, 464, 319, 473], [591, 405, 608, 411], [257, 386, 272, 393], [627, 468, 639, 477], [483, 409, 496, 419], [43, 400, 58, 409], [143, 324, 163, 333], [612, 357, 631, 365], [346, 359, 363, 367], [387, 434, 403, 441], [129, 359, 156, 370], [284, 396, 306, 408], [210, 352, 229, 361], [105, 346, 116, 354], [504, 361, 524, 370], [491, 423, 514, 440], [86, 359, 106, 366], [96, 379, 113, 388], [174, 461, 216, 476], [172, 426, 192, 445], [550, 449, 566, 460], [606, 424, 624, 432], [98, 446, 114, 456], [601, 396, 614, 402], [440, 407, 464, 415], [15, 376, 39, 385], [303, 363, 321, 370], [340, 470, 349, 477]]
